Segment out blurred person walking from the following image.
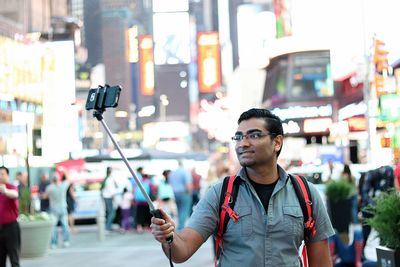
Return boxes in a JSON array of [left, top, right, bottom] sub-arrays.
[[15, 172, 29, 214], [157, 170, 177, 220], [38, 172, 50, 212], [63, 174, 76, 233], [45, 174, 71, 248], [134, 172, 155, 233], [190, 168, 202, 213], [169, 160, 192, 231], [150, 108, 334, 266], [340, 164, 358, 224], [120, 187, 133, 232], [0, 166, 20, 267], [101, 167, 118, 232]]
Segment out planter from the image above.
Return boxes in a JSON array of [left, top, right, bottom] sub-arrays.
[[376, 246, 400, 267], [328, 198, 352, 234], [19, 218, 55, 258]]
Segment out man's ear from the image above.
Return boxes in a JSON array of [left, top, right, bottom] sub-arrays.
[[274, 135, 283, 152]]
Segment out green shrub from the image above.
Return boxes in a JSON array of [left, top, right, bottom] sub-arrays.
[[365, 190, 400, 250], [325, 180, 353, 203]]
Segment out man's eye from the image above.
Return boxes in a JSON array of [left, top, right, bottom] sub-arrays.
[[249, 133, 261, 139]]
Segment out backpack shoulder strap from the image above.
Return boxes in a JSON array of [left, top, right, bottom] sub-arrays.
[[215, 175, 240, 264], [289, 174, 316, 242]]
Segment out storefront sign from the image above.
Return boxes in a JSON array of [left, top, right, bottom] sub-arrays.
[[272, 104, 332, 121], [338, 102, 367, 121], [303, 118, 332, 133]]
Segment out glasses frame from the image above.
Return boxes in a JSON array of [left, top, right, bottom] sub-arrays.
[[231, 132, 276, 142]]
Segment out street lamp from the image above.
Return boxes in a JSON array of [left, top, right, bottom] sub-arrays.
[[160, 94, 169, 121]]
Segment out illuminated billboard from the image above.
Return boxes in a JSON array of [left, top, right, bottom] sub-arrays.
[[153, 12, 190, 65], [197, 32, 221, 93], [139, 35, 155, 96]]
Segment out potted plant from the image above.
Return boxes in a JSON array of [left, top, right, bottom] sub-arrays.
[[325, 180, 354, 240], [18, 181, 55, 258], [365, 190, 400, 267]]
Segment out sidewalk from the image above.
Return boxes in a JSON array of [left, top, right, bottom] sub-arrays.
[[17, 224, 378, 267], [19, 225, 214, 267]]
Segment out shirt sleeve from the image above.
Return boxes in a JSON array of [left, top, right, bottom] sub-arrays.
[[186, 181, 222, 241], [308, 182, 335, 243]]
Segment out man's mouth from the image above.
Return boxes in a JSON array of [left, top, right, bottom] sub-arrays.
[[239, 150, 253, 156]]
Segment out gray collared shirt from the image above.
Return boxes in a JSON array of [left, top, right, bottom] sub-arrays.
[[186, 165, 334, 266]]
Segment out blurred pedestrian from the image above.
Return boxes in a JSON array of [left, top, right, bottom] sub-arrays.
[[322, 159, 341, 183], [340, 164, 358, 224], [0, 166, 20, 267], [190, 167, 202, 213], [120, 187, 133, 232], [395, 161, 400, 192], [134, 173, 154, 233], [62, 174, 76, 234], [38, 172, 50, 212], [45, 174, 71, 248], [168, 160, 192, 231], [101, 166, 118, 231], [15, 172, 29, 214], [157, 170, 177, 220]]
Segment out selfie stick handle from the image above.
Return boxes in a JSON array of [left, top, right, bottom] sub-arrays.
[[94, 111, 173, 244]]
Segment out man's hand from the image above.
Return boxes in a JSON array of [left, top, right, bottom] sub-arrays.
[[0, 184, 18, 198], [0, 184, 6, 194], [150, 209, 175, 244]]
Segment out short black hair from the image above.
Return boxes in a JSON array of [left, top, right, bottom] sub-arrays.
[[0, 166, 9, 175], [238, 108, 284, 156]]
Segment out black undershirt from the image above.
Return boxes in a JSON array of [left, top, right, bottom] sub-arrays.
[[248, 178, 278, 213]]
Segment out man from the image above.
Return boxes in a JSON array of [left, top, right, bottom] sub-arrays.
[[168, 160, 192, 231], [0, 166, 20, 267], [101, 166, 117, 231], [38, 172, 50, 212], [150, 108, 334, 266], [45, 174, 71, 248]]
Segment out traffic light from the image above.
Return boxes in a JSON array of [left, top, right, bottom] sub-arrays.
[[373, 39, 389, 73]]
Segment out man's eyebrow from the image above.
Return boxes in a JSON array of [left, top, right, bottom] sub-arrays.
[[235, 129, 263, 135]]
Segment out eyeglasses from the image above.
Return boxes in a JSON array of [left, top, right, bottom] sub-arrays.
[[231, 132, 275, 142]]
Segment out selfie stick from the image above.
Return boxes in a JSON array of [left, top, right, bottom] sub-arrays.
[[93, 110, 173, 244]]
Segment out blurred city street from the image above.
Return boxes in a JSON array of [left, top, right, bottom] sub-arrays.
[[1, 1, 399, 267], [18, 225, 214, 267]]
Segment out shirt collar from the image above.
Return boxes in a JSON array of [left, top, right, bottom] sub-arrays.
[[236, 164, 289, 184]]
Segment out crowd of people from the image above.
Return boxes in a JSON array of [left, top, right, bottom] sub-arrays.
[[101, 162, 204, 234]]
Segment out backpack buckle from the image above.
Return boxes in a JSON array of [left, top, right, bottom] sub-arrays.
[[221, 204, 239, 222], [304, 217, 316, 237]]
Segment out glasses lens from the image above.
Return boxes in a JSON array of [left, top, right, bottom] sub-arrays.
[[232, 135, 242, 141]]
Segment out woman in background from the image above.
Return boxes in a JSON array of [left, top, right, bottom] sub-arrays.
[[62, 173, 76, 233]]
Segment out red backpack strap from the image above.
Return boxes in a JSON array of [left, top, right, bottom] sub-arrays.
[[290, 174, 316, 242], [215, 175, 239, 266]]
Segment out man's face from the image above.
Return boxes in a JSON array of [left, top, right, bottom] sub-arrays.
[[41, 175, 48, 182], [0, 169, 9, 184], [234, 118, 282, 167]]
